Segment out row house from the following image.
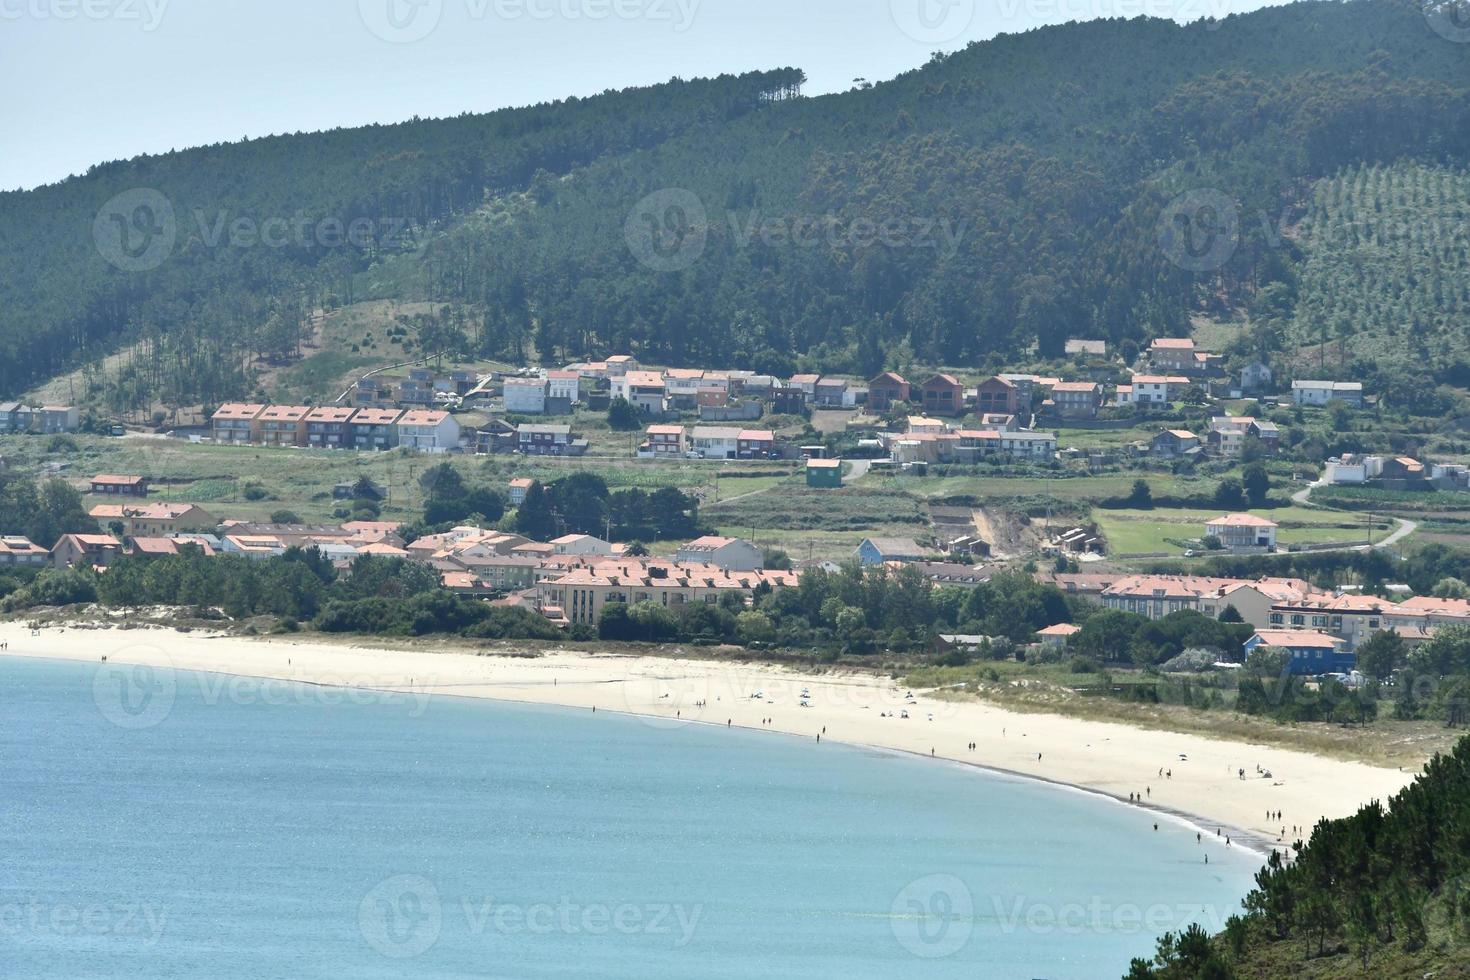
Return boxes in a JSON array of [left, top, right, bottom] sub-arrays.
[[351, 378, 395, 408], [305, 407, 356, 449], [351, 408, 403, 451], [539, 560, 798, 626], [256, 405, 311, 447], [211, 403, 266, 443]]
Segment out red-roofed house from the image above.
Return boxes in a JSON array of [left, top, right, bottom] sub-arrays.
[[921, 374, 965, 417], [867, 372, 910, 412], [1206, 514, 1278, 552]]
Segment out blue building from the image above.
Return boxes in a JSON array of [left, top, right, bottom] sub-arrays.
[[1243, 630, 1355, 676]]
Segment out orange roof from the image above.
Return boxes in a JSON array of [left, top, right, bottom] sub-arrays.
[[1037, 623, 1081, 637], [257, 405, 311, 422], [352, 408, 402, 425], [212, 403, 266, 421], [807, 459, 842, 469], [1150, 338, 1196, 349], [1208, 513, 1279, 528], [91, 474, 146, 485], [305, 406, 356, 423], [398, 410, 450, 426], [1252, 630, 1341, 649]]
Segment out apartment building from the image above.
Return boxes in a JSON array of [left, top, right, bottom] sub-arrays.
[[255, 405, 311, 447], [351, 408, 403, 451], [305, 407, 357, 449], [211, 403, 266, 444]]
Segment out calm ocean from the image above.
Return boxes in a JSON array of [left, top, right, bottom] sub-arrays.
[[0, 656, 1259, 979]]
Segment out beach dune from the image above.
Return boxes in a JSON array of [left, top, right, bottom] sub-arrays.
[[0, 623, 1416, 851]]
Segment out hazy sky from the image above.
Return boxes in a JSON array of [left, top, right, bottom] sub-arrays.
[[1, 0, 1291, 192]]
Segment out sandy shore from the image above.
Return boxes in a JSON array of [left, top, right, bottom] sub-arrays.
[[0, 622, 1419, 852]]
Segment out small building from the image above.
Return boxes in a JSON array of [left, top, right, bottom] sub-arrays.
[[920, 374, 965, 418], [1036, 623, 1081, 650], [1206, 513, 1278, 552], [50, 533, 122, 570], [1049, 382, 1103, 420], [1293, 381, 1364, 408], [508, 478, 535, 507], [736, 430, 776, 460], [517, 424, 575, 456], [503, 378, 549, 415], [806, 458, 843, 488], [612, 371, 668, 415], [857, 537, 929, 566], [975, 377, 1020, 417], [1241, 361, 1273, 393], [546, 371, 582, 406], [814, 377, 856, 409], [1243, 630, 1353, 676], [0, 535, 49, 567], [676, 536, 764, 572], [605, 355, 639, 378], [90, 474, 149, 497], [691, 426, 741, 460], [644, 424, 687, 458], [867, 373, 910, 412], [551, 534, 616, 557], [1152, 429, 1201, 458]]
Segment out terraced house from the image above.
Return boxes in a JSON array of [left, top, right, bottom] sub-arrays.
[[211, 403, 265, 444]]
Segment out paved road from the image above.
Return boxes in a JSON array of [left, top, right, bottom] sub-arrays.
[[843, 458, 871, 485], [1290, 481, 1418, 552]]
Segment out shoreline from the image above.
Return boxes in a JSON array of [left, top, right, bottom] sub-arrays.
[[0, 622, 1419, 857]]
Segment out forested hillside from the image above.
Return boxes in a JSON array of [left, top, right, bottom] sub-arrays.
[[1, 0, 1467, 407], [1128, 736, 1470, 978]]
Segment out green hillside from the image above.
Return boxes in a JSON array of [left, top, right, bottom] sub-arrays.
[[1, 0, 1467, 410]]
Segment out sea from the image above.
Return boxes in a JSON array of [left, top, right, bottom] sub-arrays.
[[0, 656, 1261, 979]]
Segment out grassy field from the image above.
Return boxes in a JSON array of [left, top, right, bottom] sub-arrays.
[[1092, 504, 1392, 556], [863, 470, 1211, 503], [0, 432, 806, 528]]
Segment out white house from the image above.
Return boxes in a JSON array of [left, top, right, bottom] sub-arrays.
[[546, 371, 582, 405], [1293, 381, 1364, 408], [675, 535, 763, 572], [611, 371, 668, 415], [1118, 375, 1190, 406], [1324, 454, 1384, 485], [504, 378, 548, 415], [999, 431, 1058, 459], [397, 410, 461, 454], [551, 534, 616, 557], [690, 426, 741, 460], [1206, 513, 1278, 552]]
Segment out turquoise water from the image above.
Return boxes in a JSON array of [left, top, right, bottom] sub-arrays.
[[1, 657, 1260, 978]]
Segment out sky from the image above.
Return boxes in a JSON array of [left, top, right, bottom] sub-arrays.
[[0, 0, 1292, 192]]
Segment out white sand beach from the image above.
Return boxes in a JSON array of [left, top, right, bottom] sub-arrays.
[[0, 622, 1419, 851]]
